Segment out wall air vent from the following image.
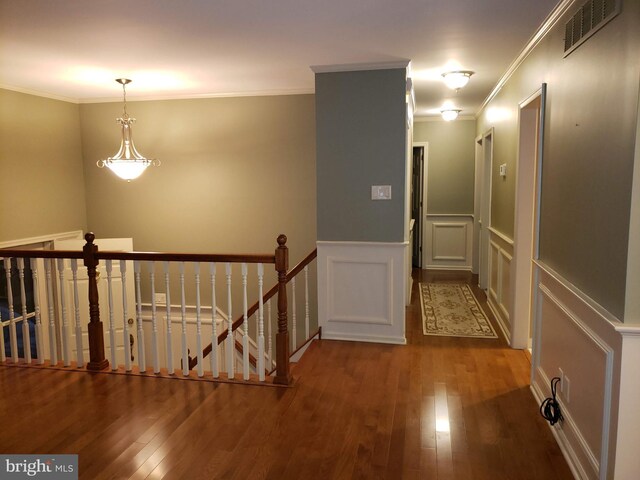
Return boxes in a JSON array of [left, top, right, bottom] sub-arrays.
[[563, 0, 620, 57]]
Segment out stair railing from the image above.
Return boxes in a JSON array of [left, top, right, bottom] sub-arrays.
[[191, 248, 318, 376], [0, 232, 293, 385]]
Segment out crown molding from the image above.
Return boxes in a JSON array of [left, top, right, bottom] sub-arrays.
[[0, 83, 79, 103], [1, 84, 314, 104], [310, 60, 410, 74], [414, 115, 476, 122], [476, 0, 575, 118], [78, 87, 315, 104]]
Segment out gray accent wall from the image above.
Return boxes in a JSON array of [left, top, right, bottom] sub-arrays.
[[414, 119, 476, 215], [316, 68, 408, 243], [0, 89, 87, 242], [477, 1, 640, 319]]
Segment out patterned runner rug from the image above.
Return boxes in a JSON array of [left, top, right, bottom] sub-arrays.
[[419, 283, 497, 338]]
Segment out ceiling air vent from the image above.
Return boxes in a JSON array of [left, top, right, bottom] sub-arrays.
[[563, 0, 620, 56]]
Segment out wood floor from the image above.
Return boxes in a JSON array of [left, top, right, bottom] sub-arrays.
[[0, 270, 574, 479]]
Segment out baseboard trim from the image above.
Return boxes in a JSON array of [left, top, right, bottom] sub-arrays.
[[486, 295, 511, 344], [531, 380, 588, 480], [321, 331, 406, 345]]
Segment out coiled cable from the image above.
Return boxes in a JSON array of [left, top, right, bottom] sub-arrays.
[[540, 377, 563, 426]]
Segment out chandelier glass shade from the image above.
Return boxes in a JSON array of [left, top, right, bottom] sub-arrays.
[[97, 79, 159, 181]]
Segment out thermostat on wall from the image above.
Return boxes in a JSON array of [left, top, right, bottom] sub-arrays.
[[371, 185, 392, 200]]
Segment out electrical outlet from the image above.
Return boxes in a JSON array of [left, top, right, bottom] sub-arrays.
[[558, 368, 564, 393], [564, 376, 571, 403], [154, 292, 167, 305]]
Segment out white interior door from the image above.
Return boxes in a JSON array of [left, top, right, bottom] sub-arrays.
[[53, 237, 135, 368]]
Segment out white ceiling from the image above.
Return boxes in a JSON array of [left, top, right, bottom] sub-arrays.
[[0, 0, 559, 117]]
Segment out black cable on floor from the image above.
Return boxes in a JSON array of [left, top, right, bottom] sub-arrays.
[[540, 376, 563, 426]]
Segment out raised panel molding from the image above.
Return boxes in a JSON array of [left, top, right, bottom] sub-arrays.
[[432, 223, 467, 261], [317, 241, 407, 345], [486, 231, 513, 343], [425, 215, 473, 270], [532, 277, 614, 480], [326, 257, 392, 325]]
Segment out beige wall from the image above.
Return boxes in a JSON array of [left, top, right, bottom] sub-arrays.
[[0, 89, 87, 242], [477, 2, 640, 319], [414, 119, 476, 215], [79, 94, 317, 266]]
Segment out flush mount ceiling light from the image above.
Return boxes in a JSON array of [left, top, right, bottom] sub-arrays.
[[441, 70, 474, 90], [97, 78, 159, 181], [440, 108, 462, 121]]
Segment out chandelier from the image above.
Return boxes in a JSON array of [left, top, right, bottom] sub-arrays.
[[96, 78, 159, 181]]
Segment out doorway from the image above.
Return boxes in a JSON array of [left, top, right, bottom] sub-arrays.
[[411, 143, 428, 269], [411, 146, 424, 268], [511, 85, 546, 351]]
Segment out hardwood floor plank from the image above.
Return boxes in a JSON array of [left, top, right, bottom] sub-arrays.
[[0, 269, 575, 480]]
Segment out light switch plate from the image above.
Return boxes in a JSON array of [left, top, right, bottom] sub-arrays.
[[499, 163, 507, 177], [371, 185, 392, 200]]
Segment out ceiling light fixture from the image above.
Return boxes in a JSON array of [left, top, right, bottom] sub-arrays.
[[441, 108, 462, 121], [97, 78, 159, 181], [442, 70, 474, 90]]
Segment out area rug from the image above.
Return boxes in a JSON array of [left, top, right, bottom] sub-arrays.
[[419, 283, 497, 338]]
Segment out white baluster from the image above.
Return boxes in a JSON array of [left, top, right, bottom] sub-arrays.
[[180, 262, 188, 376], [70, 258, 84, 368], [267, 299, 273, 370], [291, 276, 297, 351], [121, 260, 131, 372], [44, 259, 57, 365], [134, 260, 145, 373], [149, 262, 160, 374], [17, 259, 32, 363], [210, 263, 219, 378], [105, 260, 117, 370], [56, 258, 70, 366], [241, 263, 249, 380], [3, 258, 18, 363], [257, 263, 265, 381], [304, 265, 310, 340], [195, 262, 203, 378], [30, 259, 44, 365], [225, 262, 234, 379], [164, 261, 174, 375]]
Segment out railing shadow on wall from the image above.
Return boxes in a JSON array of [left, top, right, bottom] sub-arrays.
[[0, 233, 318, 387]]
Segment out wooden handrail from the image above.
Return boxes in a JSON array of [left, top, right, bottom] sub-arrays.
[[192, 248, 317, 371], [0, 250, 275, 265]]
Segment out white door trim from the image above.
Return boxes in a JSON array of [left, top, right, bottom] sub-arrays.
[[413, 142, 429, 269], [511, 84, 546, 349]]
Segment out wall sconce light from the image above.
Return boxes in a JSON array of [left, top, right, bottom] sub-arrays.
[[442, 70, 474, 90], [440, 108, 462, 121], [96, 78, 159, 181]]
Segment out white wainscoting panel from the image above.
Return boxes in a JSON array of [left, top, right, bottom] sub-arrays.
[[530, 263, 625, 480], [318, 241, 407, 345], [425, 215, 473, 270], [485, 229, 513, 343]]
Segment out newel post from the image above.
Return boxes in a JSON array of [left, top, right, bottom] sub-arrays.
[[84, 233, 109, 371], [274, 234, 291, 385]]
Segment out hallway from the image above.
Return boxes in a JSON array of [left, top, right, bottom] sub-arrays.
[[0, 270, 574, 479]]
